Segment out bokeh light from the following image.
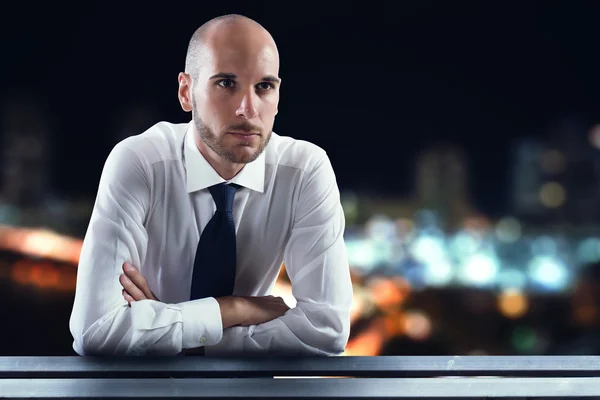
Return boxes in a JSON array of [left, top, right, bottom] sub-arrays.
[[497, 288, 529, 319], [539, 182, 566, 208]]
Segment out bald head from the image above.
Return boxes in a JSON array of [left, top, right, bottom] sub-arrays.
[[185, 14, 279, 80]]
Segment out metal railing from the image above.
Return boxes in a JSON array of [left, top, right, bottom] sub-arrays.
[[1, 356, 599, 398]]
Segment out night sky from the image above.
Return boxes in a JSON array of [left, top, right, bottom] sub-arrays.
[[3, 1, 600, 216]]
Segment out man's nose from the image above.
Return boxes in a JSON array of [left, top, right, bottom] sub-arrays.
[[235, 91, 258, 119]]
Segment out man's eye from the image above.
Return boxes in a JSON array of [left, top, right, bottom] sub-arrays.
[[257, 82, 274, 91], [217, 79, 235, 88]]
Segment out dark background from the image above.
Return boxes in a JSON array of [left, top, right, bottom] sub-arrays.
[[2, 0, 600, 356], [5, 1, 600, 214]]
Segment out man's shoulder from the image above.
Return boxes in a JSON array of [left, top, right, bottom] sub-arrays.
[[266, 132, 328, 172], [112, 121, 188, 166]]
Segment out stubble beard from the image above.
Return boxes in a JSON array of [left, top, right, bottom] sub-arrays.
[[192, 103, 271, 165]]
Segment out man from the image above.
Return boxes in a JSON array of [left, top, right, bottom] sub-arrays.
[[69, 14, 353, 356]]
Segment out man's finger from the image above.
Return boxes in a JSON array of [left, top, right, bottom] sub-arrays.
[[122, 262, 154, 300], [122, 289, 135, 306], [119, 273, 146, 301]]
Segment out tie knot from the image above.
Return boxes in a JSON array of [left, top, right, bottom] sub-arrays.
[[209, 183, 239, 213]]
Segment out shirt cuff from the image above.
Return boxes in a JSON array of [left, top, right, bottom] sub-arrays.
[[205, 326, 249, 356], [179, 297, 223, 349]]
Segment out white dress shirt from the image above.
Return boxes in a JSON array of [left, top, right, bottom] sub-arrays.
[[69, 121, 353, 356]]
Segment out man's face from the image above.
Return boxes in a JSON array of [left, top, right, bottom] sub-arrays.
[[188, 32, 280, 164]]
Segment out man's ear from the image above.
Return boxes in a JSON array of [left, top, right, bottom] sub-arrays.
[[177, 72, 193, 112]]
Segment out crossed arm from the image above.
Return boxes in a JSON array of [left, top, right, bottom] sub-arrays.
[[119, 261, 290, 330]]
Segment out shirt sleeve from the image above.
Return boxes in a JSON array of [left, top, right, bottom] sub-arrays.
[[214, 150, 353, 356], [69, 142, 223, 356]]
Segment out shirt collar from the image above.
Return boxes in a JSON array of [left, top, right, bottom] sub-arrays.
[[184, 122, 266, 194]]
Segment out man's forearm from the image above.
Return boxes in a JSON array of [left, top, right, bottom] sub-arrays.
[[72, 303, 181, 355], [215, 296, 242, 328], [71, 297, 224, 355], [210, 302, 350, 356]]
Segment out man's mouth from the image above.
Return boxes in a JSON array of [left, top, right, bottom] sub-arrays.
[[227, 132, 260, 140]]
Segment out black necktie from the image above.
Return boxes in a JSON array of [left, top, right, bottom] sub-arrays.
[[190, 183, 240, 300]]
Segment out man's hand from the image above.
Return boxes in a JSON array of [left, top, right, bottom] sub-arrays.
[[120, 262, 159, 306]]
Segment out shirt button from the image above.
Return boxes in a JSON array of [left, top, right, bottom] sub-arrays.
[[200, 336, 207, 344]]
